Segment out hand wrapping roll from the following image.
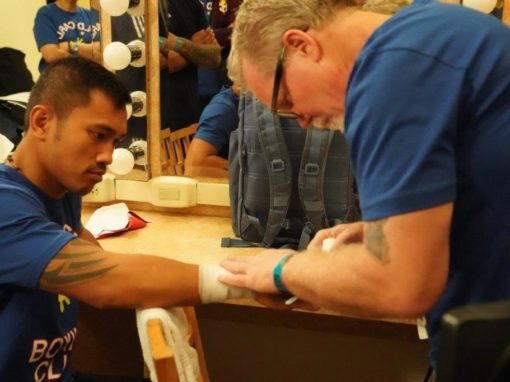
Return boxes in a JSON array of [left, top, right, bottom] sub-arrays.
[[199, 264, 255, 303]]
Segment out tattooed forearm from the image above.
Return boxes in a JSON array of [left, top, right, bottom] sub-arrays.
[[364, 219, 390, 262], [40, 238, 117, 286], [178, 40, 221, 68]]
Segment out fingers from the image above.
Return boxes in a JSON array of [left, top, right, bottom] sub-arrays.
[[218, 272, 248, 288], [220, 258, 248, 274]]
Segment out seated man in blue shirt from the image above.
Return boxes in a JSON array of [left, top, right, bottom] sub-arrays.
[[184, 85, 239, 178]]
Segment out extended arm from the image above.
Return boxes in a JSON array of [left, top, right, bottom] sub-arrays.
[[184, 138, 228, 178], [39, 237, 200, 309], [221, 203, 452, 318]]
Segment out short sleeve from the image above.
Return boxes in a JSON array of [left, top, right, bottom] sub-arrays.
[[195, 96, 238, 150], [0, 187, 76, 289], [345, 49, 462, 220], [33, 8, 59, 49]]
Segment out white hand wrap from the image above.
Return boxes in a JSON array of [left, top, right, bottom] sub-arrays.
[[198, 264, 255, 304], [322, 238, 336, 252]]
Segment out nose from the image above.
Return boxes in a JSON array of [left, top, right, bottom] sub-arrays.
[[96, 146, 114, 166]]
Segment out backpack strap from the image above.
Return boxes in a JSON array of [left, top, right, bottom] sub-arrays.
[[253, 98, 292, 248], [297, 128, 334, 249]]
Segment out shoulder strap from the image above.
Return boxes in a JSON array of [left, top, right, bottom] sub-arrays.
[[253, 98, 292, 248], [297, 127, 334, 248]]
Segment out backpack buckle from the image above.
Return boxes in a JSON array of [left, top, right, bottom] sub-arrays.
[[304, 163, 320, 175], [271, 159, 285, 172]]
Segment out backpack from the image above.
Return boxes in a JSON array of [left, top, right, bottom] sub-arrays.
[[224, 92, 360, 250]]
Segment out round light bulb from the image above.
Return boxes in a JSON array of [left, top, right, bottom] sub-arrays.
[[109, 148, 135, 175], [103, 41, 131, 71], [130, 91, 147, 117], [127, 40, 146, 68], [99, 0, 129, 16], [463, 0, 497, 13]]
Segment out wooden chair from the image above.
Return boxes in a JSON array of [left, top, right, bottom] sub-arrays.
[[160, 124, 197, 176], [146, 307, 210, 382]]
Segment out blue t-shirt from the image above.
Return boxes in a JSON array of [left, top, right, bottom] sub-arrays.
[[0, 166, 81, 381], [345, 0, 510, 366], [195, 86, 239, 158], [33, 3, 100, 73]]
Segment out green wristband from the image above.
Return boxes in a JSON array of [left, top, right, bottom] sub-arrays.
[[273, 254, 293, 295], [174, 37, 182, 52]]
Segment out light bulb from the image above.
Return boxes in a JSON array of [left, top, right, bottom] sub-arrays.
[[463, 0, 497, 13], [103, 40, 145, 71], [103, 41, 131, 70], [109, 148, 135, 175], [127, 40, 146, 68], [99, 0, 129, 16], [130, 91, 147, 117]]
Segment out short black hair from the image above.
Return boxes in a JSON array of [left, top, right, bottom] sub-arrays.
[[25, 57, 131, 129]]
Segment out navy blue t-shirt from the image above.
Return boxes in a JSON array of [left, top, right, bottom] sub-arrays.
[[345, 0, 510, 366], [195, 86, 239, 158], [0, 165, 81, 381]]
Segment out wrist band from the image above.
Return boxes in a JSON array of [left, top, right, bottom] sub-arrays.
[[70, 41, 79, 57], [273, 254, 293, 295], [174, 37, 182, 52], [158, 36, 165, 49]]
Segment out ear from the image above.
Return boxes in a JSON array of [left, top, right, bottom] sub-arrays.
[[28, 105, 54, 141], [282, 29, 321, 61]]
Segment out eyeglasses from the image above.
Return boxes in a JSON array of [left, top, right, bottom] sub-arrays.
[[271, 45, 299, 119]]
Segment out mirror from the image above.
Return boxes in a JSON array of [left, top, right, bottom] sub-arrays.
[[98, 0, 231, 184]]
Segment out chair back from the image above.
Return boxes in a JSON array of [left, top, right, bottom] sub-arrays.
[[161, 124, 197, 175]]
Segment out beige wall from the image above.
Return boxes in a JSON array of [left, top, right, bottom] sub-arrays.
[[0, 0, 90, 81]]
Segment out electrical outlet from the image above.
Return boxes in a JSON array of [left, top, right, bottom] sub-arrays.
[[148, 176, 198, 207], [82, 173, 116, 203]]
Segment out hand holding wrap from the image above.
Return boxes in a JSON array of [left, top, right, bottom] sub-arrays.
[[199, 264, 255, 303]]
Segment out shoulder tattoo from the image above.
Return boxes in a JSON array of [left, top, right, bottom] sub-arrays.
[[40, 238, 117, 286]]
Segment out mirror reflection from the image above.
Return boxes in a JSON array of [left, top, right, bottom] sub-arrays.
[[103, 0, 239, 182]]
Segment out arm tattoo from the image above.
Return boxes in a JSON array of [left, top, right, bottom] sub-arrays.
[[179, 40, 221, 68], [40, 238, 117, 286], [364, 219, 390, 263]]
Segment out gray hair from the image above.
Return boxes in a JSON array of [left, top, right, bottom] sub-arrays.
[[228, 0, 357, 89], [362, 0, 409, 15]]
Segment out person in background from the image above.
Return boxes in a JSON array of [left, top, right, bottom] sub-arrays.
[[0, 57, 252, 381], [158, 0, 221, 131], [33, 0, 100, 73], [220, 0, 510, 379], [185, 85, 240, 178], [197, 0, 242, 113]]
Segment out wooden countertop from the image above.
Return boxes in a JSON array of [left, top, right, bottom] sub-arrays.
[[82, 204, 417, 326]]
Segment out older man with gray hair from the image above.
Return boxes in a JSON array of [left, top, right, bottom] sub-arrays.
[[220, 0, 510, 376]]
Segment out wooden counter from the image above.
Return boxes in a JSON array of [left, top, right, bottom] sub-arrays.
[[73, 204, 430, 381]]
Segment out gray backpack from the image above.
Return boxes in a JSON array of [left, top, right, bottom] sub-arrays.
[[224, 92, 359, 249]]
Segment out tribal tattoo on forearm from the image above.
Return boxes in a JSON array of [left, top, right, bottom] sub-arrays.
[[40, 238, 117, 286], [364, 219, 390, 263]]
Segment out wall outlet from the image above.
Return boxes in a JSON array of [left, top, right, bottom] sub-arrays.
[[148, 176, 198, 207], [83, 173, 116, 203]]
